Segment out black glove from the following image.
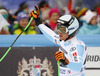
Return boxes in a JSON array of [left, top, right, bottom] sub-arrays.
[[30, 5, 42, 26], [55, 51, 69, 65]]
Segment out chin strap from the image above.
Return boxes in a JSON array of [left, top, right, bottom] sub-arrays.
[[64, 36, 71, 41], [60, 34, 74, 41], [64, 30, 77, 41]]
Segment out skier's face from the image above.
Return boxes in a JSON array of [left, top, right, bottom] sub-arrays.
[[58, 31, 69, 40]]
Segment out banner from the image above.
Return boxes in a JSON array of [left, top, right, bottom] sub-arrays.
[[0, 47, 58, 76], [86, 47, 100, 76], [86, 47, 100, 68]]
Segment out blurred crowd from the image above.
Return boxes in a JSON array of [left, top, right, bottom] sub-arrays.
[[0, 0, 100, 35]]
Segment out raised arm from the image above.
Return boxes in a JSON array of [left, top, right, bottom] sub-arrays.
[[30, 5, 60, 45], [38, 24, 60, 45]]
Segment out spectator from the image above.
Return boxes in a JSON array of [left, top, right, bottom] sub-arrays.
[[14, 2, 29, 16], [95, 4, 100, 26], [41, 8, 50, 22], [29, 19, 41, 34], [70, 9, 77, 18], [0, 8, 15, 33], [0, 9, 10, 34], [38, 1, 50, 13], [12, 12, 37, 35], [45, 8, 60, 32], [0, 9, 8, 20], [38, 1, 50, 20], [12, 2, 29, 27], [77, 10, 100, 35], [97, 8, 100, 26]]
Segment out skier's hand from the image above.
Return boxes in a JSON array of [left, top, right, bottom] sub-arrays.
[[30, 5, 42, 26], [55, 51, 69, 65]]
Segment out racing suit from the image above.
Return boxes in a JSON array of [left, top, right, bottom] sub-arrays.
[[38, 24, 87, 76]]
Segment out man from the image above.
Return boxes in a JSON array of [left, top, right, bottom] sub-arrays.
[[30, 6, 87, 76]]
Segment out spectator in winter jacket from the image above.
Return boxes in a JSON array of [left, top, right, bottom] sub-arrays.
[[77, 10, 100, 35], [38, 0, 50, 20], [12, 12, 37, 35], [0, 9, 10, 34], [45, 8, 60, 32]]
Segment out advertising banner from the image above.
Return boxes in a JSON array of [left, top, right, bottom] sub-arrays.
[[0, 47, 58, 76], [86, 47, 100, 76], [86, 47, 100, 68]]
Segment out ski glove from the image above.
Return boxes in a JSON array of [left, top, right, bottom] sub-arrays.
[[55, 51, 69, 65], [30, 5, 42, 26]]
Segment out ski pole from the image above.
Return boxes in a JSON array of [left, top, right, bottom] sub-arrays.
[[0, 17, 34, 62], [57, 61, 60, 76]]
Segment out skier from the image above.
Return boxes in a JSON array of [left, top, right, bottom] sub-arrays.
[[30, 6, 87, 76]]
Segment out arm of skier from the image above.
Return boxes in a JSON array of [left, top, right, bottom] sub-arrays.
[[30, 6, 60, 45], [38, 24, 60, 44]]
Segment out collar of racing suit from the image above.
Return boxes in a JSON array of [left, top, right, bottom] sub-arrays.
[[64, 36, 76, 45]]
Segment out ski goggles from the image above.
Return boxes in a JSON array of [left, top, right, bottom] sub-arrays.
[[57, 23, 68, 33]]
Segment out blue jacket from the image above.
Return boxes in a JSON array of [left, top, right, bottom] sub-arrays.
[[77, 21, 100, 35]]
